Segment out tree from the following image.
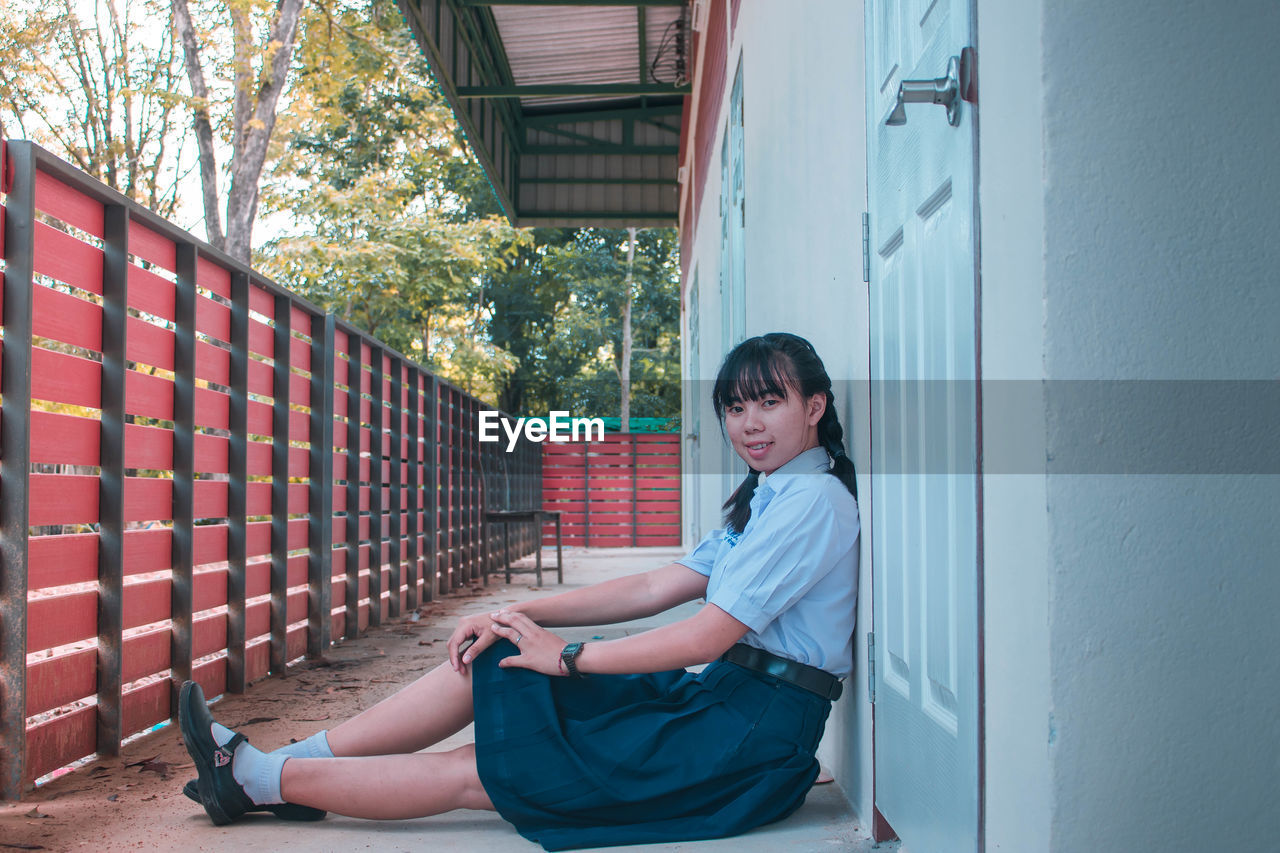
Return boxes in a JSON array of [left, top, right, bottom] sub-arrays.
[[619, 227, 637, 431], [172, 0, 304, 261], [482, 228, 580, 414], [256, 0, 527, 401], [245, 0, 682, 418], [0, 0, 187, 216], [494, 226, 681, 421]]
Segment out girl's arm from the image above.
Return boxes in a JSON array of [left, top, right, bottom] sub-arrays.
[[448, 563, 708, 671], [487, 602, 748, 676], [572, 603, 747, 673], [510, 562, 709, 627]]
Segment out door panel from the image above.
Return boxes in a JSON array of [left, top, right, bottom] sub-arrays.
[[867, 0, 979, 849]]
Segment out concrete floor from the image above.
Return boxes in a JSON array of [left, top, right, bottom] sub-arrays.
[[1, 547, 895, 852]]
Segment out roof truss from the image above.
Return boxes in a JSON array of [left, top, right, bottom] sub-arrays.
[[396, 0, 685, 226], [458, 0, 683, 6]]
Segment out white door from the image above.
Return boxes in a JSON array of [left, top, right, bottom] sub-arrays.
[[866, 0, 979, 850]]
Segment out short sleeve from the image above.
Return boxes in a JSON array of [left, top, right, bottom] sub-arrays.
[[674, 527, 726, 577], [707, 487, 857, 633]]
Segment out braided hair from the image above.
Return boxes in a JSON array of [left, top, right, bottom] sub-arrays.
[[712, 333, 858, 533]]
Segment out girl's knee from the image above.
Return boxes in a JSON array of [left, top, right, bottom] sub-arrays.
[[451, 744, 494, 811]]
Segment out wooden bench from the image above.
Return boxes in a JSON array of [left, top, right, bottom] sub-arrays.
[[484, 509, 563, 586]]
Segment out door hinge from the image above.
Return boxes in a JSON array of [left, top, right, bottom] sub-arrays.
[[866, 631, 876, 704], [861, 212, 871, 284]]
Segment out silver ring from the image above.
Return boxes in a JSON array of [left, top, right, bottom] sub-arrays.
[[514, 633, 523, 645]]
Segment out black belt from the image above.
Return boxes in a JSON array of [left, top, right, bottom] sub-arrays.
[[720, 643, 843, 702]]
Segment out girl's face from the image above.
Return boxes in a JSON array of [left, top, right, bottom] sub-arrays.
[[723, 384, 826, 475]]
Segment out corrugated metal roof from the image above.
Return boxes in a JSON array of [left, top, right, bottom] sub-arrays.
[[491, 6, 685, 108], [397, 0, 688, 226]]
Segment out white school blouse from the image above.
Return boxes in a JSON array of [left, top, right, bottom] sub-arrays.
[[676, 446, 860, 678]]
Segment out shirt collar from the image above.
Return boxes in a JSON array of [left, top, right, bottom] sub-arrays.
[[756, 446, 832, 491]]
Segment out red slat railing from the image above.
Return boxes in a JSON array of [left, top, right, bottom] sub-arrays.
[[541, 434, 681, 547], [0, 140, 540, 799]]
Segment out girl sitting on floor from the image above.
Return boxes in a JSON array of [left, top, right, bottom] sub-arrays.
[[178, 331, 860, 851]]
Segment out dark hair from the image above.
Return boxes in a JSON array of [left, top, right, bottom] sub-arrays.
[[713, 332, 858, 533]]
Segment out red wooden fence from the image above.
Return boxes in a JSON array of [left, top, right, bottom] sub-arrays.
[[542, 434, 681, 547], [0, 140, 540, 799]]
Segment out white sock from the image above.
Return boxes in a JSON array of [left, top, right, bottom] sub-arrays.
[[209, 723, 287, 805], [212, 723, 333, 760], [273, 730, 334, 760]]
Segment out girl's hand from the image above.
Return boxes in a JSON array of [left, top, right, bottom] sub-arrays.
[[489, 610, 569, 677], [448, 612, 504, 674]]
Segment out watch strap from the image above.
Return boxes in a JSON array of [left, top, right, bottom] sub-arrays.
[[561, 642, 585, 678]]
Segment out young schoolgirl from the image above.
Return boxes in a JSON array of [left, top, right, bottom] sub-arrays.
[[178, 331, 860, 850]]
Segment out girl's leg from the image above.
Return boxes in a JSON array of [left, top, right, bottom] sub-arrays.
[[279, 744, 494, 819], [322, 661, 475, 757]]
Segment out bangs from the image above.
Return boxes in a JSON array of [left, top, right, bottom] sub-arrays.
[[712, 344, 795, 416]]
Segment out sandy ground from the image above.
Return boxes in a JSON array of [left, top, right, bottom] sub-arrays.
[[0, 547, 888, 853]]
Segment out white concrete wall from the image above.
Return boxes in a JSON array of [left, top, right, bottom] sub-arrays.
[[681, 0, 874, 826], [975, 0, 1052, 850], [684, 2, 1280, 850], [681, 11, 730, 545], [979, 1, 1280, 850]]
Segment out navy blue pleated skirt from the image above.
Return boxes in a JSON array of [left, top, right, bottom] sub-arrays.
[[471, 640, 831, 851]]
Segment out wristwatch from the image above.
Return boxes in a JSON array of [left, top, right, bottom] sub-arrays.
[[560, 642, 586, 678]]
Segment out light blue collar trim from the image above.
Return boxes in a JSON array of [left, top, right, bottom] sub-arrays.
[[757, 446, 831, 490]]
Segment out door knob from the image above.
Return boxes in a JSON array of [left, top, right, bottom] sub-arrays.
[[885, 49, 974, 127]]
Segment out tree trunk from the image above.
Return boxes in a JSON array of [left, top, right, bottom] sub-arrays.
[[172, 0, 224, 251], [173, 0, 305, 262], [619, 227, 636, 433], [224, 0, 304, 263]]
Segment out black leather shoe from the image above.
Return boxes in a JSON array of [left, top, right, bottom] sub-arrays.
[[181, 778, 326, 821], [178, 680, 256, 825]]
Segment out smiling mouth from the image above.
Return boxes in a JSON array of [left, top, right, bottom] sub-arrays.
[[746, 441, 772, 452]]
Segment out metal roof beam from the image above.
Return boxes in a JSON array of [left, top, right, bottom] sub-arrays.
[[458, 83, 690, 98], [522, 143, 678, 154], [460, 1, 683, 6], [520, 176, 676, 185], [444, 3, 523, 132], [640, 117, 680, 135], [521, 102, 682, 125], [517, 210, 678, 220], [534, 124, 618, 146]]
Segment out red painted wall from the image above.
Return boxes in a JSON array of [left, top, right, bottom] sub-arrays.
[[681, 0, 730, 277]]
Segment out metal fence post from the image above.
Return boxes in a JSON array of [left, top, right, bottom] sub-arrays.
[[226, 272, 250, 693], [0, 141, 36, 799], [96, 203, 129, 752], [367, 346, 383, 625], [404, 368, 420, 610], [464, 398, 474, 584], [343, 335, 361, 639], [426, 375, 440, 601], [170, 243, 197, 695], [631, 434, 639, 547], [307, 313, 335, 657], [470, 399, 481, 583], [455, 384, 465, 584], [269, 293, 291, 674], [387, 357, 403, 617], [583, 441, 591, 547]]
